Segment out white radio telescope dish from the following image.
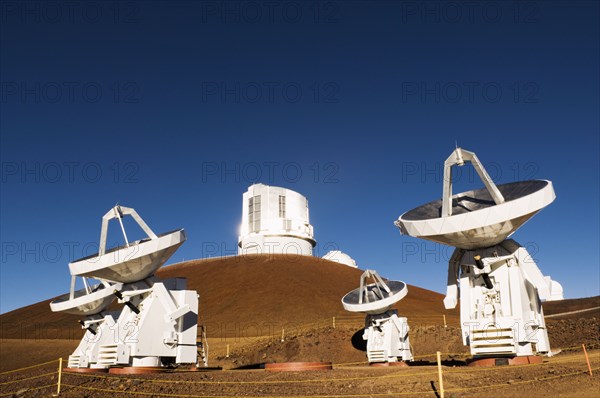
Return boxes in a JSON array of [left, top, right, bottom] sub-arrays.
[[341, 270, 413, 363], [342, 270, 407, 315], [49, 205, 201, 372], [68, 206, 185, 283], [394, 147, 562, 362], [395, 148, 555, 250], [50, 281, 123, 316], [396, 180, 555, 250]]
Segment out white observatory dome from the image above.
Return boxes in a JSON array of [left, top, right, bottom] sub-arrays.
[[238, 183, 316, 255], [323, 250, 357, 268]]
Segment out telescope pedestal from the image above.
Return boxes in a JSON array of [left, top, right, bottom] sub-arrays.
[[444, 239, 562, 358], [66, 278, 198, 370], [363, 311, 413, 364]]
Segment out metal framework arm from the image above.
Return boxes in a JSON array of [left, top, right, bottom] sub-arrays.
[[442, 148, 505, 217], [99, 205, 158, 255], [359, 270, 392, 304]]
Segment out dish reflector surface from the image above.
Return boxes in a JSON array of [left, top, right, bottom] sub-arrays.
[[342, 280, 407, 314], [396, 180, 555, 250], [69, 229, 185, 283], [50, 282, 123, 316]]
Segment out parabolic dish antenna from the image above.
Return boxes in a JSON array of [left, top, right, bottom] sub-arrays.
[[396, 180, 555, 250], [342, 270, 407, 315], [50, 281, 123, 316], [341, 269, 413, 363], [394, 147, 562, 362], [395, 149, 555, 250], [49, 205, 200, 372], [69, 230, 185, 283], [68, 206, 186, 283]]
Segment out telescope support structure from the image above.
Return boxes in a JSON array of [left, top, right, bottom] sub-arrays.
[[68, 278, 199, 370], [51, 205, 201, 372], [444, 239, 563, 358], [396, 148, 564, 364], [342, 270, 413, 364], [364, 311, 413, 363]]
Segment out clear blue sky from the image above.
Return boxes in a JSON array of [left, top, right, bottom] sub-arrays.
[[1, 1, 598, 314]]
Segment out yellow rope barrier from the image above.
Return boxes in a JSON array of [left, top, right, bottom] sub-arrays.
[[0, 359, 59, 375], [0, 371, 56, 386], [59, 351, 600, 387], [444, 355, 600, 375], [0, 348, 596, 397], [333, 350, 599, 374], [445, 366, 600, 393], [63, 368, 440, 385], [57, 383, 453, 397], [59, 366, 600, 398]]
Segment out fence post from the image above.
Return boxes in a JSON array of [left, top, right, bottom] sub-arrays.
[[333, 316, 336, 329], [55, 357, 63, 396], [281, 327, 285, 342], [436, 351, 445, 398], [226, 344, 230, 358], [583, 344, 593, 376], [443, 314, 447, 328]]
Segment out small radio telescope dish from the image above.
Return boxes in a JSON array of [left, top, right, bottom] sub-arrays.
[[68, 206, 186, 283], [395, 148, 555, 250], [342, 270, 407, 315], [342, 270, 413, 363]]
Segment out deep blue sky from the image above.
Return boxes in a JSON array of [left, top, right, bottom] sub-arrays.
[[1, 1, 598, 313]]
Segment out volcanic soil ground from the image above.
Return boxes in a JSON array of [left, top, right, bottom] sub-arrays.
[[1, 255, 599, 397]]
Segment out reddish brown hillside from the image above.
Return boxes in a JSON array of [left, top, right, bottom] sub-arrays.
[[0, 254, 456, 339], [159, 254, 456, 337], [543, 296, 600, 319], [543, 296, 600, 314]]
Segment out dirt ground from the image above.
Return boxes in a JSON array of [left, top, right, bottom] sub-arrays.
[[206, 317, 599, 370], [2, 257, 598, 396], [1, 317, 599, 397], [0, 349, 598, 397]]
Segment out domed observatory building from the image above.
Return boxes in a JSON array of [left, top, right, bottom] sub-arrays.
[[238, 183, 316, 255], [323, 250, 358, 268]]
